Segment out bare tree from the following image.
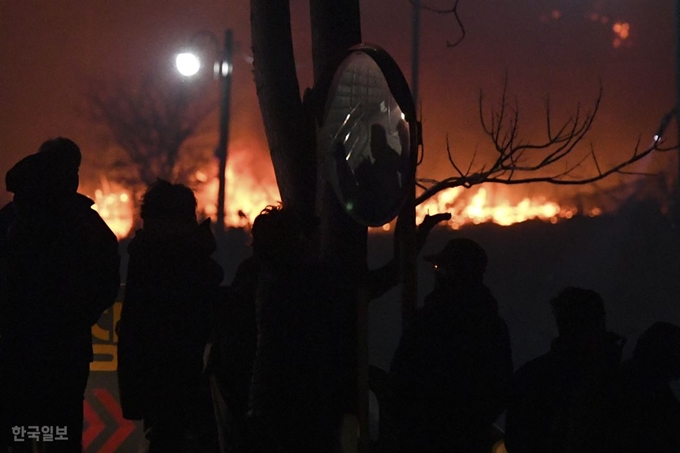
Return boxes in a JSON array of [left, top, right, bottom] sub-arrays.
[[408, 0, 677, 206], [415, 78, 677, 205], [85, 70, 217, 190]]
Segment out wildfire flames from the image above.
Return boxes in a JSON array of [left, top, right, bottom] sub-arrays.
[[191, 153, 282, 229], [90, 178, 134, 240], [89, 163, 601, 240], [88, 153, 283, 239], [415, 187, 583, 230]]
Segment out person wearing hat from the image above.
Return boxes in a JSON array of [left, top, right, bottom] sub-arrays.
[[504, 287, 625, 453], [0, 137, 82, 237], [0, 138, 120, 452], [388, 237, 513, 453]]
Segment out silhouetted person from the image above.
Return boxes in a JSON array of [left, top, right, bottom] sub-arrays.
[[505, 287, 625, 453], [0, 138, 120, 452], [593, 322, 680, 453], [206, 255, 259, 453], [0, 202, 16, 240], [0, 141, 86, 323], [333, 141, 359, 208], [333, 123, 410, 224], [355, 123, 407, 214], [367, 212, 451, 299], [361, 123, 401, 180], [117, 180, 222, 453], [0, 138, 89, 238], [388, 238, 513, 453], [248, 206, 349, 453]]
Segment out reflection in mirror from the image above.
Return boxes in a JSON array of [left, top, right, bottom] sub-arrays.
[[321, 51, 412, 226]]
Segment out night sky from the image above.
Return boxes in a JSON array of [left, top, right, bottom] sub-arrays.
[[0, 0, 675, 208]]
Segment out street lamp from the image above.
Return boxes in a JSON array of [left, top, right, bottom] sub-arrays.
[[176, 29, 233, 234], [176, 53, 201, 76]]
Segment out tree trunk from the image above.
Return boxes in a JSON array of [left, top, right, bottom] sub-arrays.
[[309, 2, 368, 452], [310, 1, 361, 89], [251, 0, 367, 450], [250, 0, 316, 212], [308, 0, 364, 264]]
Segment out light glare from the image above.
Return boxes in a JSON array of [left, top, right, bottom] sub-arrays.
[[176, 53, 201, 76], [214, 61, 232, 77]]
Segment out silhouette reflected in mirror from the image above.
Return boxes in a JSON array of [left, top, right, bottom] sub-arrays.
[[320, 47, 415, 226]]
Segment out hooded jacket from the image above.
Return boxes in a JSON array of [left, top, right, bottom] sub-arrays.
[[0, 193, 119, 365], [117, 221, 223, 420]]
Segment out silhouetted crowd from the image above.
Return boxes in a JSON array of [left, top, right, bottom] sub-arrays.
[[1, 138, 679, 453]]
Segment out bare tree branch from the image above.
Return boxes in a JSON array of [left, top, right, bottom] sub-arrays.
[[617, 170, 659, 177], [85, 71, 216, 189], [409, 0, 465, 47], [589, 144, 602, 176], [415, 78, 678, 205], [464, 145, 478, 177], [445, 135, 465, 177]]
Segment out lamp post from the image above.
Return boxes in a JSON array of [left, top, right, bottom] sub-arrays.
[[176, 29, 233, 234]]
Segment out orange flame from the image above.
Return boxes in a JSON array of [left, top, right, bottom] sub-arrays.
[[193, 150, 282, 228], [90, 177, 134, 240], [416, 186, 579, 230], [87, 151, 282, 238], [89, 163, 599, 238]]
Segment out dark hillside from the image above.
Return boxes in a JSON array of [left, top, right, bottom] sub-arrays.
[[368, 201, 680, 371]]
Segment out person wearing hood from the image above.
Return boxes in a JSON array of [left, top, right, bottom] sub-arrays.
[[0, 138, 120, 452], [388, 238, 513, 453], [504, 287, 626, 453], [116, 179, 222, 453]]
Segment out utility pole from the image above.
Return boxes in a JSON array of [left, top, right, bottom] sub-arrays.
[[216, 29, 233, 235], [401, 0, 421, 334], [411, 0, 421, 106]]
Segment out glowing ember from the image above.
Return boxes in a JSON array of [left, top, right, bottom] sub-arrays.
[[612, 22, 630, 48], [613, 22, 630, 40], [195, 171, 208, 183]]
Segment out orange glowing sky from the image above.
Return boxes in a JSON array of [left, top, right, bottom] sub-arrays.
[[0, 0, 675, 221]]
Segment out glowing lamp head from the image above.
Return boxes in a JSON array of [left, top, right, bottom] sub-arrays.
[[176, 52, 201, 77]]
